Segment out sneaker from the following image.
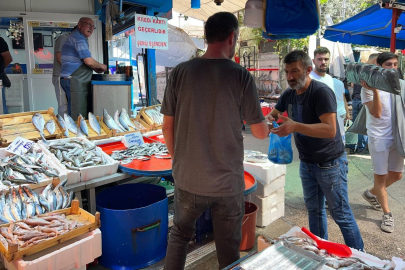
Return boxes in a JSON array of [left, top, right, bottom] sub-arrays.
[[357, 149, 370, 155], [349, 148, 356, 155], [381, 213, 394, 233], [362, 190, 382, 211]]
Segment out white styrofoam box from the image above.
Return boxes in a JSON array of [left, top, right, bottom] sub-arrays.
[[253, 175, 285, 197], [253, 188, 285, 213], [243, 159, 286, 186], [38, 137, 119, 183], [256, 201, 285, 227], [281, 227, 394, 269], [0, 145, 68, 187], [1, 229, 102, 270], [37, 142, 80, 186]]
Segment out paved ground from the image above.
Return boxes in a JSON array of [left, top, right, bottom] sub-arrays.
[[90, 131, 405, 270]]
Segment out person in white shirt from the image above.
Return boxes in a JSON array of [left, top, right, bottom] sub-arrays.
[[361, 52, 404, 233], [310, 47, 349, 143]]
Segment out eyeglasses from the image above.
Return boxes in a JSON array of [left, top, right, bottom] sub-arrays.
[[80, 21, 96, 30]]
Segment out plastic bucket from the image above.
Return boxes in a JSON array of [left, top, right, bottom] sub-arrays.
[[239, 201, 258, 251], [96, 184, 168, 270]]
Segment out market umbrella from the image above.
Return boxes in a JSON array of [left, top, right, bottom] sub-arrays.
[[324, 4, 405, 49]]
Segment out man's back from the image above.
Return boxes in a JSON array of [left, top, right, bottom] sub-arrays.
[[161, 58, 263, 197]]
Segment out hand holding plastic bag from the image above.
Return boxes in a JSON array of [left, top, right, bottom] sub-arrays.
[[268, 121, 293, 164]]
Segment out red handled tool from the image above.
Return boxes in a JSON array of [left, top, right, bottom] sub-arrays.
[[301, 227, 352, 257]]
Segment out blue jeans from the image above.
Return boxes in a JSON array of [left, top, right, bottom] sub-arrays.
[[2, 86, 8, 114], [352, 98, 367, 151], [59, 78, 71, 115], [299, 154, 364, 250]]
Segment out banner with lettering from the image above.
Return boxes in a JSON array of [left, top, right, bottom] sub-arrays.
[[135, 14, 169, 50]]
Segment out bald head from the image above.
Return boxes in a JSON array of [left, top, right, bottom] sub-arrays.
[[78, 17, 95, 38]]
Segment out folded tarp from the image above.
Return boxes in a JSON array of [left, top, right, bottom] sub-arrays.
[[345, 63, 401, 95], [264, 0, 319, 35]]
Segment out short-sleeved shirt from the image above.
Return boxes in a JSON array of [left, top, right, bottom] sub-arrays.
[[309, 71, 334, 91], [361, 88, 392, 139], [53, 34, 69, 77], [61, 30, 91, 77], [0, 37, 10, 73], [275, 79, 343, 163], [161, 58, 264, 197]]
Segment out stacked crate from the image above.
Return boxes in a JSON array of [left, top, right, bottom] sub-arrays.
[[243, 159, 286, 227]]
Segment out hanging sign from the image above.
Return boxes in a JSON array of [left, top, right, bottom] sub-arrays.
[[135, 14, 168, 50], [28, 21, 40, 27], [58, 22, 70, 28]]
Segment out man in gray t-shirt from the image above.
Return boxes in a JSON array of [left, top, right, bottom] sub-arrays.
[[161, 12, 268, 270], [52, 33, 70, 116]]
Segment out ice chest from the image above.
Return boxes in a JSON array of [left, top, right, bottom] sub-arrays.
[[96, 184, 168, 270]]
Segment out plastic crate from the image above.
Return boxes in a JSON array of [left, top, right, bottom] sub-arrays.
[[195, 209, 213, 243]]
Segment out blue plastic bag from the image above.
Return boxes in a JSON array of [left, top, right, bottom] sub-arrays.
[[268, 121, 293, 164]]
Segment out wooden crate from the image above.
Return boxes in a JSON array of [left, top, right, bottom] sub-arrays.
[[56, 116, 112, 141], [0, 199, 100, 262], [0, 108, 63, 147], [138, 105, 163, 130], [101, 117, 148, 137]]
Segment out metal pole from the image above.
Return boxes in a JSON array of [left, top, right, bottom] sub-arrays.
[[390, 8, 402, 53], [317, 0, 321, 47]]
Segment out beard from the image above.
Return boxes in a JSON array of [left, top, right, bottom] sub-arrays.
[[288, 73, 307, 90], [316, 66, 327, 73]]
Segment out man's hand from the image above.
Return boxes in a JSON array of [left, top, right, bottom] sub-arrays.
[[345, 113, 351, 121], [95, 64, 107, 73], [265, 113, 275, 128], [270, 114, 296, 137], [361, 80, 377, 91]]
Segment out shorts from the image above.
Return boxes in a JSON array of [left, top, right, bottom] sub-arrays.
[[368, 137, 404, 175]]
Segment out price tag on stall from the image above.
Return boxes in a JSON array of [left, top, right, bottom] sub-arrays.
[[58, 22, 70, 28], [5, 137, 35, 156], [123, 132, 144, 148]]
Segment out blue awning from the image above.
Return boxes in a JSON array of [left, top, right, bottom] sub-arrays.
[[324, 4, 405, 49]]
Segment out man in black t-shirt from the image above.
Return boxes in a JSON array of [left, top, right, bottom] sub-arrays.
[[266, 50, 364, 250], [0, 37, 12, 114]]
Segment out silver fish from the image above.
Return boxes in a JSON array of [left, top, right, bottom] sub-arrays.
[[59, 186, 69, 209], [114, 110, 128, 131], [3, 204, 15, 222], [54, 188, 63, 210], [38, 194, 51, 213], [45, 119, 56, 135], [88, 112, 101, 136], [32, 113, 48, 143], [79, 114, 89, 136], [103, 109, 124, 132], [118, 112, 130, 131], [10, 203, 22, 221], [57, 114, 69, 137], [121, 108, 136, 130], [64, 113, 78, 134]]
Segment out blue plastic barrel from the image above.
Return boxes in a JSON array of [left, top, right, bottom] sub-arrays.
[[96, 184, 168, 270]]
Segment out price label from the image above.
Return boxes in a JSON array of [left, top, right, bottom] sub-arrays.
[[58, 22, 70, 28], [32, 69, 44, 74], [5, 137, 35, 156], [123, 132, 144, 148], [28, 21, 40, 27]]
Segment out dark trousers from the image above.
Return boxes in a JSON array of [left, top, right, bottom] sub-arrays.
[[60, 78, 71, 115], [164, 187, 245, 270]]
